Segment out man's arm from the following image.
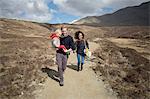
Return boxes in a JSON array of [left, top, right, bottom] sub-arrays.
[[69, 36, 76, 51]]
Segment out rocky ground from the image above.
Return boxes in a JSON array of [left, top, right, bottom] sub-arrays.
[[92, 39, 150, 99]]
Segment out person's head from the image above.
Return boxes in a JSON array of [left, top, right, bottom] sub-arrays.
[[75, 31, 84, 40], [61, 27, 68, 37], [55, 29, 62, 37]]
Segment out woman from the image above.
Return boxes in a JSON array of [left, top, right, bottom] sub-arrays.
[[75, 31, 89, 71]]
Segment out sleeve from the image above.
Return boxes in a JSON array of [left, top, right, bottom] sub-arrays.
[[85, 40, 89, 49], [69, 36, 76, 50], [74, 41, 77, 50]]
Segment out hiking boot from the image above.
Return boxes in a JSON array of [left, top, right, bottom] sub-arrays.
[[77, 63, 80, 72], [81, 63, 83, 71], [77, 67, 80, 72]]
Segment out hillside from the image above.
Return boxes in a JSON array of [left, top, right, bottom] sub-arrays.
[[0, 18, 150, 99], [74, 2, 150, 26], [0, 18, 56, 99]]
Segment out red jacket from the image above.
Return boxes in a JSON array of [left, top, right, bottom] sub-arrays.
[[50, 33, 59, 39]]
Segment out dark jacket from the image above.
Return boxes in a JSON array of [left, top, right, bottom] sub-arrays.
[[56, 35, 75, 55], [75, 40, 89, 55]]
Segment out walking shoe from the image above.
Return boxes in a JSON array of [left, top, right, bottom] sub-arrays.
[[59, 81, 64, 86]]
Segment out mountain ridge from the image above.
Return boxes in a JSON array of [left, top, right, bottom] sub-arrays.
[[74, 1, 150, 26]]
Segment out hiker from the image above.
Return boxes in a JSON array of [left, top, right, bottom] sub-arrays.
[[56, 27, 75, 86], [74, 31, 89, 71], [50, 29, 67, 52]]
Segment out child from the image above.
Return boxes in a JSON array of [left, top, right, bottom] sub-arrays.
[[74, 31, 89, 71], [50, 29, 67, 52]]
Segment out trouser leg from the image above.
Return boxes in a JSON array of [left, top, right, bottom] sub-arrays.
[[62, 54, 67, 73], [81, 54, 85, 71], [56, 53, 64, 84], [77, 54, 80, 71]]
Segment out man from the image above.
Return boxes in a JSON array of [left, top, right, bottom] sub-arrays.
[[56, 27, 75, 86]]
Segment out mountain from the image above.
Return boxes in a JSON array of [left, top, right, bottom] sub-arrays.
[[74, 2, 150, 26]]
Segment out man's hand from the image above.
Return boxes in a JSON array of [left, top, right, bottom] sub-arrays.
[[73, 50, 75, 53], [68, 49, 72, 52]]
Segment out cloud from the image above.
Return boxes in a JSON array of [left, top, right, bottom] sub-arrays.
[[0, 0, 149, 23], [53, 0, 149, 17], [69, 19, 80, 24], [53, 0, 103, 16], [0, 0, 53, 22]]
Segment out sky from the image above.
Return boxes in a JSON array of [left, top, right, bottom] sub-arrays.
[[0, 0, 149, 24]]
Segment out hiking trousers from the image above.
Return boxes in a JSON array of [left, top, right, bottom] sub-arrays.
[[56, 53, 67, 83], [77, 53, 85, 65]]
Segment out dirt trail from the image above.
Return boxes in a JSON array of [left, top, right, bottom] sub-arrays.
[[35, 42, 117, 99]]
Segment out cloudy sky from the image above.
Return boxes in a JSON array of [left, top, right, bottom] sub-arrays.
[[0, 0, 149, 23]]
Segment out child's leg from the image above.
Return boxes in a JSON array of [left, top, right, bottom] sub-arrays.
[[77, 54, 81, 71]]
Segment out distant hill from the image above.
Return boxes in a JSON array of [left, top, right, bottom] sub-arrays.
[[74, 2, 150, 26]]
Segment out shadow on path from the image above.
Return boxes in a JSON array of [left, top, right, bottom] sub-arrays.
[[67, 64, 78, 71], [41, 67, 59, 82]]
